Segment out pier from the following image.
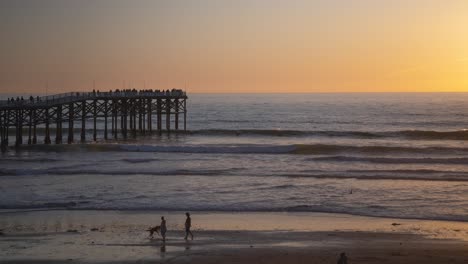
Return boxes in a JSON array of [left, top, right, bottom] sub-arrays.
[[0, 89, 187, 152]]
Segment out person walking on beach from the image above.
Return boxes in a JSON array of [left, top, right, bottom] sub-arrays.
[[184, 212, 194, 240], [160, 216, 167, 242], [337, 252, 348, 264]]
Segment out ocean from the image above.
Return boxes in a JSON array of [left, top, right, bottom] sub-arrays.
[[1, 93, 468, 222]]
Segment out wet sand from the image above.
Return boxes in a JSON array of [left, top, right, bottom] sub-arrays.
[[1, 210, 468, 263]]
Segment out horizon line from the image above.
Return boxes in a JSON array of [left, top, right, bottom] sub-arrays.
[[3, 91, 468, 95]]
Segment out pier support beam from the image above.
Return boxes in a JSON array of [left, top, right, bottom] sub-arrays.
[[175, 99, 179, 130], [138, 99, 143, 132], [111, 100, 115, 138], [133, 101, 137, 136], [0, 123, 6, 152], [130, 100, 136, 137], [147, 99, 152, 133], [32, 110, 37, 144], [122, 99, 127, 139], [28, 109, 32, 144], [44, 108, 51, 144], [5, 110, 9, 147], [166, 98, 171, 133], [129, 103, 132, 132], [157, 98, 162, 135], [56, 105, 62, 144], [104, 100, 108, 140], [15, 109, 23, 147], [142, 101, 146, 134], [1, 110, 6, 152], [68, 103, 74, 144], [184, 99, 187, 131], [113, 100, 118, 139], [81, 101, 86, 142], [93, 100, 97, 141]]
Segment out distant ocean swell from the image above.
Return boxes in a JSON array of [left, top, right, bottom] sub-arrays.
[[192, 129, 468, 140], [9, 128, 468, 140], [311, 156, 468, 164], [5, 155, 468, 165], [19, 143, 468, 156], [1, 168, 468, 181]]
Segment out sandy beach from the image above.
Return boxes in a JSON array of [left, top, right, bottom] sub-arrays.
[[1, 210, 468, 263]]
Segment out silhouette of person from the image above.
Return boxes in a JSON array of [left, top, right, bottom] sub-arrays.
[[160, 216, 167, 242], [337, 252, 348, 264], [184, 212, 193, 240]]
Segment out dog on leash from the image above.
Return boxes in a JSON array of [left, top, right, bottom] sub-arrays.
[[147, 225, 161, 238]]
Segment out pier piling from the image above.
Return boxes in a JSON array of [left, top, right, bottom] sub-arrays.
[[166, 98, 171, 133], [68, 103, 74, 144], [56, 105, 63, 144], [104, 100, 108, 140], [44, 108, 51, 144], [93, 100, 97, 141], [81, 101, 86, 142]]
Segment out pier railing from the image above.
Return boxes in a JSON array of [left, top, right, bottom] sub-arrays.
[[0, 90, 187, 108]]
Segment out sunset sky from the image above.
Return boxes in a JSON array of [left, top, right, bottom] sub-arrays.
[[1, 0, 468, 94]]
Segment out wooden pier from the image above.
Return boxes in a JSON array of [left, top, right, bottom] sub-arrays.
[[0, 90, 187, 152]]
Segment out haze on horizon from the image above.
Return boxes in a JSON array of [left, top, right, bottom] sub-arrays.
[[1, 0, 467, 94]]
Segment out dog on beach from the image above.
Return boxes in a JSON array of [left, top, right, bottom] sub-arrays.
[[147, 225, 161, 238]]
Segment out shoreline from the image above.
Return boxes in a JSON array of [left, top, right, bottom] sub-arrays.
[[1, 210, 468, 239], [1, 210, 468, 263], [3, 207, 468, 223]]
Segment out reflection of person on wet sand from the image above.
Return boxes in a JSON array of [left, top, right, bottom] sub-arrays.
[[160, 216, 167, 242], [184, 212, 194, 240], [337, 252, 348, 264]]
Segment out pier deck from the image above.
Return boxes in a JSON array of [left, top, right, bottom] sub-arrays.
[[0, 90, 187, 152]]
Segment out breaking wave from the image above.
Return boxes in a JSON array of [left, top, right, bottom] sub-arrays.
[[188, 129, 468, 140], [9, 128, 468, 140], [14, 142, 468, 156]]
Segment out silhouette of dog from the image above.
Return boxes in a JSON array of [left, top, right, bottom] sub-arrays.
[[147, 226, 161, 238]]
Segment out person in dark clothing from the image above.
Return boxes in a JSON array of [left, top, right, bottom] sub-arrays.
[[184, 212, 193, 240], [337, 252, 348, 264], [160, 216, 167, 242]]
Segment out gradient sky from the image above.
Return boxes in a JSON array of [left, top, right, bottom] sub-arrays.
[[1, 0, 468, 94]]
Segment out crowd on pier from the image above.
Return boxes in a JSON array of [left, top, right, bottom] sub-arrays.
[[90, 88, 185, 97], [5, 96, 41, 105], [2, 88, 185, 106]]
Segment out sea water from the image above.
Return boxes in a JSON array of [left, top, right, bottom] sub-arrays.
[[1, 93, 468, 221]]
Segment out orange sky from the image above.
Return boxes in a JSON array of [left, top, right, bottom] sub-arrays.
[[0, 0, 468, 94]]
